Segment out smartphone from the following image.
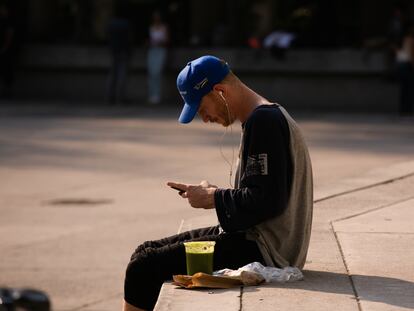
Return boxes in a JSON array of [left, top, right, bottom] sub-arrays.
[[170, 186, 185, 195]]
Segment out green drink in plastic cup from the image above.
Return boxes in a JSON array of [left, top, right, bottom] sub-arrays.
[[183, 241, 216, 275]]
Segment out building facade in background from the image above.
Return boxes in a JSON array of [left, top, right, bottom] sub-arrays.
[[6, 0, 414, 49]]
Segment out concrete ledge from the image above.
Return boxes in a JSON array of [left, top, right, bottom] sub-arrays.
[[21, 45, 386, 75], [155, 162, 414, 310], [14, 46, 397, 111], [154, 282, 241, 311], [12, 70, 398, 112]]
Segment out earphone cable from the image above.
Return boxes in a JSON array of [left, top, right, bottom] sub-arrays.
[[219, 103, 235, 188]]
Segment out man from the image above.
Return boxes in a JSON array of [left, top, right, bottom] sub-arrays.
[[123, 55, 313, 311]]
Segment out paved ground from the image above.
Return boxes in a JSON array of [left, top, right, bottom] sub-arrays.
[[0, 103, 413, 310]]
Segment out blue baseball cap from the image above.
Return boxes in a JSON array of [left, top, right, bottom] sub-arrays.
[[177, 55, 230, 124]]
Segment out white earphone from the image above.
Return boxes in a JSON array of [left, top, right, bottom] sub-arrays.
[[218, 91, 227, 105], [217, 90, 234, 188]]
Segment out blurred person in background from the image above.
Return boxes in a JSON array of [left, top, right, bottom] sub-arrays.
[[395, 24, 414, 116], [107, 6, 132, 105], [385, 5, 405, 79], [0, 3, 16, 99], [388, 6, 404, 54], [147, 11, 169, 105]]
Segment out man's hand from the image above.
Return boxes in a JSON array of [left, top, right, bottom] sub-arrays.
[[167, 180, 217, 209]]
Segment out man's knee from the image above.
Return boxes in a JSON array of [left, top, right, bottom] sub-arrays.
[[127, 246, 156, 279], [124, 248, 160, 310], [130, 240, 155, 261]]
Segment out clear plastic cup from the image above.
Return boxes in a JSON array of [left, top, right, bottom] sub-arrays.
[[183, 241, 216, 275]]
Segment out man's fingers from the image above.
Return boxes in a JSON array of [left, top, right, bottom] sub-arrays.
[[199, 180, 218, 188], [200, 180, 209, 187], [189, 202, 210, 209], [167, 182, 214, 209], [167, 181, 189, 191]]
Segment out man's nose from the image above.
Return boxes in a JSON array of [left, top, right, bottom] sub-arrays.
[[199, 113, 209, 123]]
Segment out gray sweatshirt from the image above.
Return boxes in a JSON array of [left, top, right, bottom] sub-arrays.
[[246, 104, 313, 268]]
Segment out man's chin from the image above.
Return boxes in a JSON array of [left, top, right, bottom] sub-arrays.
[[222, 119, 234, 127]]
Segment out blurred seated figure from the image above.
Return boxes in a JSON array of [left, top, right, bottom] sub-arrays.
[[263, 30, 295, 60]]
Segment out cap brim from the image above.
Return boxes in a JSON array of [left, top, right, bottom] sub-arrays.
[[178, 101, 200, 124]]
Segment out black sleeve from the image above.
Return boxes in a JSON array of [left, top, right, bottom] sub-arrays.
[[214, 107, 292, 232]]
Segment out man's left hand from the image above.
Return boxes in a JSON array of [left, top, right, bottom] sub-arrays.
[[167, 180, 217, 209]]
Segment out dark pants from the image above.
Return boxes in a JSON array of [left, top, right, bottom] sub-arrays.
[[397, 62, 414, 115], [124, 225, 264, 310]]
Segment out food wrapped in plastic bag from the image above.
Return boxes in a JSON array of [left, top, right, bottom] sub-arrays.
[[214, 262, 303, 283], [173, 262, 303, 289], [173, 273, 245, 288]]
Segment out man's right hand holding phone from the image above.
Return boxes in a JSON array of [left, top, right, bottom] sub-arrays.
[[167, 181, 217, 210]]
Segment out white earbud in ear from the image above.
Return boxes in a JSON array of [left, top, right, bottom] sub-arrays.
[[219, 91, 227, 104]]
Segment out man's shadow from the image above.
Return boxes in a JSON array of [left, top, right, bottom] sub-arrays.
[[244, 270, 414, 309]]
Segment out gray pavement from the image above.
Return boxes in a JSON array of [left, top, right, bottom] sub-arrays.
[[0, 104, 413, 310]]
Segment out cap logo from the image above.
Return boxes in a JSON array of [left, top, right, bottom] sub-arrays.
[[194, 78, 208, 90]]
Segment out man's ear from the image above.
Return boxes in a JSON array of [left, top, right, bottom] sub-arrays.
[[212, 84, 226, 96]]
